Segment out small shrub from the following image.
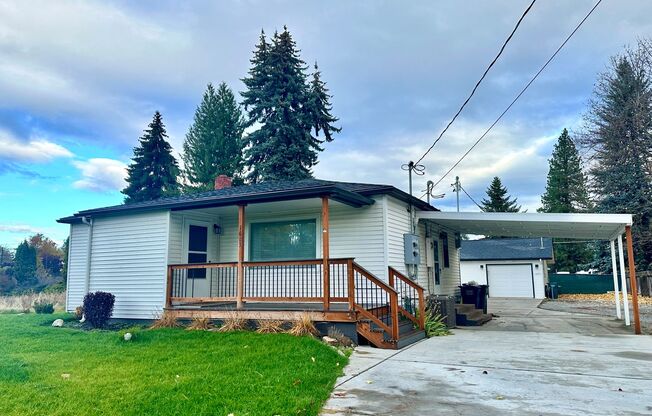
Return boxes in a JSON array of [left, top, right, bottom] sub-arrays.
[[150, 310, 180, 329], [33, 301, 54, 314], [187, 316, 213, 331], [423, 313, 451, 337], [82, 291, 115, 328], [288, 313, 319, 337], [255, 319, 286, 334], [218, 311, 248, 332], [327, 326, 355, 347]]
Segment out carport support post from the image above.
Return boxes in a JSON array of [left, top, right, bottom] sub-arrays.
[[617, 234, 630, 326], [609, 240, 622, 319], [625, 226, 642, 335]]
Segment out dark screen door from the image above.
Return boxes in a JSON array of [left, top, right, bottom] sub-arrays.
[[187, 225, 208, 279]]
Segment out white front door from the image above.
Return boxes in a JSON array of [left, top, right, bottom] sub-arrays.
[[183, 221, 211, 297], [486, 264, 534, 298]]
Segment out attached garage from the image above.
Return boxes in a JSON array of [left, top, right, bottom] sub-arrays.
[[459, 238, 553, 299]]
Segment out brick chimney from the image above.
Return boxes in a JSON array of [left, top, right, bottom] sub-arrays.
[[214, 175, 232, 190]]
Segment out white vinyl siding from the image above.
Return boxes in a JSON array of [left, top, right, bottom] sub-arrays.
[[88, 211, 169, 319], [385, 197, 461, 297], [66, 223, 89, 312]]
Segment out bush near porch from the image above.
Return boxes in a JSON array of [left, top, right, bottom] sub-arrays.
[[0, 313, 347, 416]]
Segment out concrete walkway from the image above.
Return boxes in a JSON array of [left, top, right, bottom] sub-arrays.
[[323, 299, 652, 415]]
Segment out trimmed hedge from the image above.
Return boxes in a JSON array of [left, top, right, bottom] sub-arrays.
[[33, 302, 54, 314], [82, 291, 115, 328]]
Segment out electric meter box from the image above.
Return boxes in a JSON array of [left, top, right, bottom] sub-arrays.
[[403, 233, 421, 265]]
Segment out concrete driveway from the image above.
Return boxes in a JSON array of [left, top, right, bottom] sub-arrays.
[[323, 299, 652, 415]]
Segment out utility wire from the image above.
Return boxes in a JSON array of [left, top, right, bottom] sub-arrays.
[[413, 0, 537, 166], [460, 184, 484, 210], [431, 0, 603, 189]]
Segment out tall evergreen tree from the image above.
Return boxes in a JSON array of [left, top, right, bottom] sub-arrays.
[[540, 129, 590, 213], [122, 111, 179, 203], [481, 177, 521, 212], [539, 129, 592, 271], [11, 240, 37, 287], [241, 27, 340, 183], [582, 56, 652, 268], [182, 83, 245, 192]]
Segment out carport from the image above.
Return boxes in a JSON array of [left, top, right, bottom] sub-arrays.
[[416, 211, 642, 334]]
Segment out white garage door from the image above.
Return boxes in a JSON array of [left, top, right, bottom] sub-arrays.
[[487, 264, 534, 298]]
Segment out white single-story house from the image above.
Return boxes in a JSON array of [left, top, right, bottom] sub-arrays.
[[59, 177, 465, 349], [460, 238, 554, 299], [59, 178, 644, 341]]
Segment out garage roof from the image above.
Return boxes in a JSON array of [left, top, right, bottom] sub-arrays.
[[417, 212, 633, 240], [461, 238, 554, 261]]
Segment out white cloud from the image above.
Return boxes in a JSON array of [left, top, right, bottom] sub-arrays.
[[72, 158, 127, 193], [0, 224, 41, 234], [0, 130, 73, 162]]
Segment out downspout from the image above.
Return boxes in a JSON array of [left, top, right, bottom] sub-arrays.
[[82, 216, 93, 295]]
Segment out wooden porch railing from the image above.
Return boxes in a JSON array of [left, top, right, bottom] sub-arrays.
[[165, 259, 423, 342], [351, 263, 400, 341], [388, 266, 426, 330], [167, 258, 353, 306]]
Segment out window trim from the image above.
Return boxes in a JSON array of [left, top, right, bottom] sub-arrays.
[[248, 218, 318, 262]]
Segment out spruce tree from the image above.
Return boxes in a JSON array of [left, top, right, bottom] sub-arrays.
[[307, 63, 341, 143], [539, 129, 592, 271], [241, 27, 340, 182], [481, 177, 521, 212], [182, 83, 245, 192], [122, 111, 180, 203], [583, 56, 652, 268]]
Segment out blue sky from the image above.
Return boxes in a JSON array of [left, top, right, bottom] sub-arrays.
[[1, 0, 651, 247]]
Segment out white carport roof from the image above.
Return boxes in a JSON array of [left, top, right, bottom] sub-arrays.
[[416, 212, 633, 240]]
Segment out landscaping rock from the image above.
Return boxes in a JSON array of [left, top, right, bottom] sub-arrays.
[[123, 332, 132, 341], [322, 336, 338, 346], [52, 319, 64, 327]]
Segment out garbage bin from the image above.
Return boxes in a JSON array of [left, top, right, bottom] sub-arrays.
[[460, 284, 479, 305], [476, 284, 488, 314], [549, 283, 559, 299]]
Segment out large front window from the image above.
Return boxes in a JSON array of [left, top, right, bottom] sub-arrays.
[[249, 219, 317, 261]]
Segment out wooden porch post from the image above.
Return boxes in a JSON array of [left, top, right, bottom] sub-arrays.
[[322, 196, 330, 311], [625, 225, 642, 335], [236, 204, 246, 309], [165, 265, 173, 308]]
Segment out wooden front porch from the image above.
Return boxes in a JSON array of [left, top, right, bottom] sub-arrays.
[[165, 259, 426, 349]]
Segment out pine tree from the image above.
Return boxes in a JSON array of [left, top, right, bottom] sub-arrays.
[[182, 83, 245, 192], [11, 240, 37, 288], [540, 129, 590, 213], [241, 27, 340, 183], [582, 56, 652, 268], [307, 62, 341, 143], [122, 111, 180, 203], [481, 177, 521, 212], [539, 129, 592, 272]]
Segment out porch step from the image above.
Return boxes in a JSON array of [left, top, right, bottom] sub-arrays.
[[455, 304, 492, 326], [355, 318, 426, 350]]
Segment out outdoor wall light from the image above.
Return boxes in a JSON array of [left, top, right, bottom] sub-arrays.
[[480, 265, 484, 269], [535, 264, 539, 269], [213, 224, 222, 235]]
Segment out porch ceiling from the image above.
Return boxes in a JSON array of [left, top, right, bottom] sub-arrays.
[[416, 212, 633, 240]]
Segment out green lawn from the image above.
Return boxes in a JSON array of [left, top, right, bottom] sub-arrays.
[[0, 313, 347, 416]]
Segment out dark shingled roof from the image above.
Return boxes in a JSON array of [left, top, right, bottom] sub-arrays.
[[460, 238, 554, 261], [58, 178, 437, 223]]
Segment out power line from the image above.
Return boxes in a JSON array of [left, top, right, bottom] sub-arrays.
[[413, 0, 537, 166], [460, 184, 484, 211], [431, 0, 603, 189]]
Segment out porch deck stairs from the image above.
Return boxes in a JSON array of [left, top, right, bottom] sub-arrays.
[[455, 303, 492, 326], [356, 317, 426, 349]]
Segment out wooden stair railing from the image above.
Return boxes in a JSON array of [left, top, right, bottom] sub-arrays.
[[388, 266, 426, 330], [351, 262, 400, 342]]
